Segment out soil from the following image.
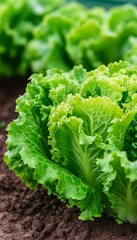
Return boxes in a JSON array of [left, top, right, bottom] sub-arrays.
[[1, 78, 137, 240]]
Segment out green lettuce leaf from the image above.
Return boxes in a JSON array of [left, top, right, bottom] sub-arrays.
[[34, 157, 103, 220], [97, 150, 137, 224], [97, 111, 137, 223], [48, 94, 123, 195]]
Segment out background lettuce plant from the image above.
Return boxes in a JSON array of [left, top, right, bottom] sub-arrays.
[[1, 2, 137, 78], [0, 0, 67, 77], [26, 3, 137, 73]]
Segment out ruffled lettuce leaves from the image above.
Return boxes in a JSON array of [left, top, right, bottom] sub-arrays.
[[66, 4, 137, 71], [97, 111, 137, 223], [1, 2, 137, 78], [18, 3, 137, 76], [0, 0, 67, 77], [4, 66, 103, 220], [48, 95, 122, 189], [4, 61, 137, 223], [25, 2, 87, 73]]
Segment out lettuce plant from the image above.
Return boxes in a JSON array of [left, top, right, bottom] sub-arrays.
[[26, 3, 137, 73], [5, 61, 137, 223], [1, 2, 137, 78], [0, 0, 67, 77], [66, 4, 137, 70], [25, 2, 87, 73]]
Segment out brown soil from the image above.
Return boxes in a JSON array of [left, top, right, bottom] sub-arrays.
[[0, 78, 137, 240]]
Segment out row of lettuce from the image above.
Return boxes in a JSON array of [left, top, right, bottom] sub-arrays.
[[5, 61, 137, 224], [1, 0, 137, 77]]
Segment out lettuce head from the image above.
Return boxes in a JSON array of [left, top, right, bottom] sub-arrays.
[[4, 61, 137, 223]]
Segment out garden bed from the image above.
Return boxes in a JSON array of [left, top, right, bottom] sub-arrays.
[[0, 78, 137, 240]]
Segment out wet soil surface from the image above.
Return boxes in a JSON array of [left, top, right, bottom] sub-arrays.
[[0, 78, 137, 240]]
